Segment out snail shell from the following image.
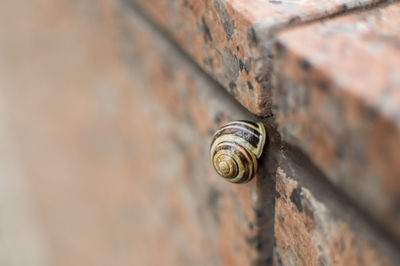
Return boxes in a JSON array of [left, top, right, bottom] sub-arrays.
[[210, 120, 266, 183]]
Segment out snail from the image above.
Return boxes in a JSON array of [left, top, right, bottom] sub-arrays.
[[210, 120, 266, 183]]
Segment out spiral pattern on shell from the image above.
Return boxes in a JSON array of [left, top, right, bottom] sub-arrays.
[[210, 120, 266, 183]]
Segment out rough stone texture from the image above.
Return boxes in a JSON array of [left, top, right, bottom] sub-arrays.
[[273, 167, 400, 266], [0, 0, 276, 265], [2, 0, 400, 265], [273, 3, 400, 241], [128, 0, 391, 115]]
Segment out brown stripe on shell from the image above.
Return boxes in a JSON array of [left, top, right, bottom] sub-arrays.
[[219, 122, 261, 138], [232, 142, 256, 183], [213, 127, 260, 148], [212, 141, 235, 157]]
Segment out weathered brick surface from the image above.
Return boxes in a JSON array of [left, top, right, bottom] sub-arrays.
[[0, 0, 275, 265], [273, 166, 400, 266], [273, 3, 400, 240], [128, 0, 390, 115]]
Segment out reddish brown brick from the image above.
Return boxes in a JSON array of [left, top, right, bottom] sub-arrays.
[[273, 3, 400, 240], [274, 167, 400, 266], [129, 0, 389, 115]]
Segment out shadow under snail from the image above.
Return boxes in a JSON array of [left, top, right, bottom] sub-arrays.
[[210, 120, 267, 184]]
